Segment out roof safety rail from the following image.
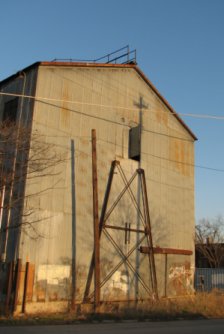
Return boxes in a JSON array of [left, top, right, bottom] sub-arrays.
[[52, 45, 137, 65]]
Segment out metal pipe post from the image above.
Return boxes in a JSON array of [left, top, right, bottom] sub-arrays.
[[22, 261, 29, 313], [5, 261, 14, 316], [91, 129, 100, 309], [13, 258, 22, 313]]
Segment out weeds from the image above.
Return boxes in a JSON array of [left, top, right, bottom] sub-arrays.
[[0, 291, 224, 324], [84, 291, 224, 320]]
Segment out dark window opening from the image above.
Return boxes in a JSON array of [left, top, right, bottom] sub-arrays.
[[2, 98, 19, 124], [129, 125, 140, 161]]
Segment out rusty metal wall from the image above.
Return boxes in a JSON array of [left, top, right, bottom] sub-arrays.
[[17, 65, 195, 309]]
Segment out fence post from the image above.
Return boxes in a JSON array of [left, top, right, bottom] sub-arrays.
[[22, 262, 29, 314], [13, 258, 22, 314], [5, 261, 14, 316]]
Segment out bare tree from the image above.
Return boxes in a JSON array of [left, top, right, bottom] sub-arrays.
[[195, 216, 224, 268], [0, 121, 65, 258]]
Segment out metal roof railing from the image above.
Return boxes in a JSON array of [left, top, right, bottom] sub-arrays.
[[52, 45, 137, 64]]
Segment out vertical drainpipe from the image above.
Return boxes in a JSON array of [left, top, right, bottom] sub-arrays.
[[2, 71, 26, 262]]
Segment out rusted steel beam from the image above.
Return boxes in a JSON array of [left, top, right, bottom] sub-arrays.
[[87, 166, 159, 301], [103, 170, 138, 223], [99, 160, 118, 230], [88, 234, 147, 300], [104, 224, 145, 234], [103, 229, 152, 296], [117, 164, 145, 225], [5, 261, 14, 316], [84, 161, 138, 302], [140, 169, 158, 299], [91, 129, 100, 308], [22, 262, 30, 314], [83, 160, 117, 302], [140, 246, 193, 255]]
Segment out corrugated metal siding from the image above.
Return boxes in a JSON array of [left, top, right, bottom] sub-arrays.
[[0, 68, 38, 262], [17, 65, 195, 307], [195, 268, 224, 291]]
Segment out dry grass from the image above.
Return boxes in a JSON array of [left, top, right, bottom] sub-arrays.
[[180, 291, 224, 319], [1, 291, 224, 324], [83, 291, 224, 321]]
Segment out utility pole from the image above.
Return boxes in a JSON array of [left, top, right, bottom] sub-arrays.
[[91, 129, 100, 309]]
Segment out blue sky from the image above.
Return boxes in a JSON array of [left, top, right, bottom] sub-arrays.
[[1, 0, 224, 222]]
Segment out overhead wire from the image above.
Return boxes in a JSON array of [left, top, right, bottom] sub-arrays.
[[35, 129, 224, 174], [22, 133, 193, 191], [3, 91, 192, 142], [0, 91, 139, 112], [1, 91, 224, 173], [1, 91, 224, 121], [24, 120, 224, 174], [95, 137, 224, 173], [30, 134, 221, 193]]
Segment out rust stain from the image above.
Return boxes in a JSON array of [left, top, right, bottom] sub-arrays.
[[36, 281, 46, 302], [18, 264, 25, 304], [155, 109, 168, 126], [169, 139, 192, 177], [36, 61, 197, 139], [48, 291, 58, 301], [140, 246, 192, 255], [27, 264, 35, 302], [13, 263, 35, 304], [79, 164, 88, 174], [184, 261, 191, 270]]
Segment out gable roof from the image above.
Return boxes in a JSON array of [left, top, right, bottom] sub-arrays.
[[0, 61, 197, 140]]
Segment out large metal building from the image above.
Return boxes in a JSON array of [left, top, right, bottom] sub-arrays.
[[0, 56, 196, 314]]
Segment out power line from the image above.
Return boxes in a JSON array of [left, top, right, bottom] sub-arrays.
[[5, 119, 224, 174], [41, 131, 224, 174], [1, 92, 224, 172], [173, 113, 224, 121], [0, 91, 139, 112], [96, 138, 224, 173], [145, 152, 224, 173], [1, 91, 224, 121], [1, 91, 193, 141], [63, 147, 195, 191]]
